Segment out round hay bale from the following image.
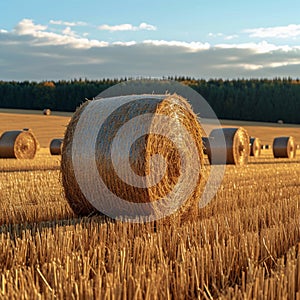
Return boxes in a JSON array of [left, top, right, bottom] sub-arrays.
[[272, 136, 296, 158], [50, 138, 63, 155], [61, 94, 204, 221], [43, 108, 51, 116], [249, 137, 261, 157], [207, 127, 249, 165], [0, 130, 38, 159]]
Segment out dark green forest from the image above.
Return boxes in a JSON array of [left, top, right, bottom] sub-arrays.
[[1, 77, 300, 123]]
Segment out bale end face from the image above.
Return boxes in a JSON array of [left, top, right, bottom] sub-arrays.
[[249, 137, 261, 157], [272, 136, 296, 158], [0, 130, 38, 159]]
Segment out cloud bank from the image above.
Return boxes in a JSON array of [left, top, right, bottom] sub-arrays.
[[245, 24, 300, 39], [98, 22, 157, 32], [0, 19, 300, 81]]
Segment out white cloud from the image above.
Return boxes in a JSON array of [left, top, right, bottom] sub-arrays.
[[208, 32, 223, 38], [98, 22, 157, 32], [139, 22, 157, 31], [208, 32, 238, 41], [215, 41, 295, 53], [112, 41, 137, 46], [50, 20, 87, 27], [10, 19, 108, 49], [245, 24, 300, 38], [14, 19, 47, 35], [62, 26, 77, 37], [143, 40, 210, 51], [218, 63, 264, 71], [267, 60, 300, 68], [224, 35, 239, 40], [99, 23, 134, 31]]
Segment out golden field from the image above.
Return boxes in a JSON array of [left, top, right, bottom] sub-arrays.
[[0, 110, 300, 299]]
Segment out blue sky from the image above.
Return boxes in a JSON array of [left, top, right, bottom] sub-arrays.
[[1, 0, 300, 80]]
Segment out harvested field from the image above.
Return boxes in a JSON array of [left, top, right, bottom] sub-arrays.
[[0, 110, 300, 299], [0, 111, 71, 148]]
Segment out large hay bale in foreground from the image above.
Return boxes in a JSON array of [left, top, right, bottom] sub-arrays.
[[0, 130, 38, 159], [61, 94, 204, 221], [272, 136, 296, 158], [250, 137, 261, 157], [50, 138, 63, 155], [207, 127, 249, 165]]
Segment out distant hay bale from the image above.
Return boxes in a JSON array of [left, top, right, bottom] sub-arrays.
[[0, 130, 38, 159], [249, 137, 261, 157], [50, 138, 63, 155], [43, 108, 51, 116], [61, 94, 204, 220], [272, 136, 296, 158], [207, 127, 250, 165]]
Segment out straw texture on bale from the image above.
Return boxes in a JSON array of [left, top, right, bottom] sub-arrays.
[[0, 130, 38, 159], [272, 136, 296, 158], [61, 94, 204, 220], [43, 108, 51, 116], [50, 138, 63, 155], [249, 137, 261, 157], [207, 127, 250, 165]]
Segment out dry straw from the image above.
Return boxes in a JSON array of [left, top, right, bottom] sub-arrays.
[[272, 136, 296, 158], [50, 138, 63, 155], [61, 94, 204, 220], [207, 127, 250, 165], [249, 137, 261, 157], [0, 130, 38, 159]]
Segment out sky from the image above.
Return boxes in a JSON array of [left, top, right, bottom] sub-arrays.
[[0, 0, 300, 81]]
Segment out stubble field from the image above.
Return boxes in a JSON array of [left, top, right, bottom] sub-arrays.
[[0, 109, 300, 299]]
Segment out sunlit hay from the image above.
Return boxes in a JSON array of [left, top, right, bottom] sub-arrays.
[[207, 127, 250, 165], [249, 137, 261, 157], [50, 138, 63, 155], [0, 130, 38, 159], [272, 136, 296, 159], [61, 94, 204, 221]]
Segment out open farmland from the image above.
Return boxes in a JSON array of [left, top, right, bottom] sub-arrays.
[[0, 110, 300, 299]]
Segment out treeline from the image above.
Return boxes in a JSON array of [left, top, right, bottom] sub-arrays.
[[1, 77, 300, 123]]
